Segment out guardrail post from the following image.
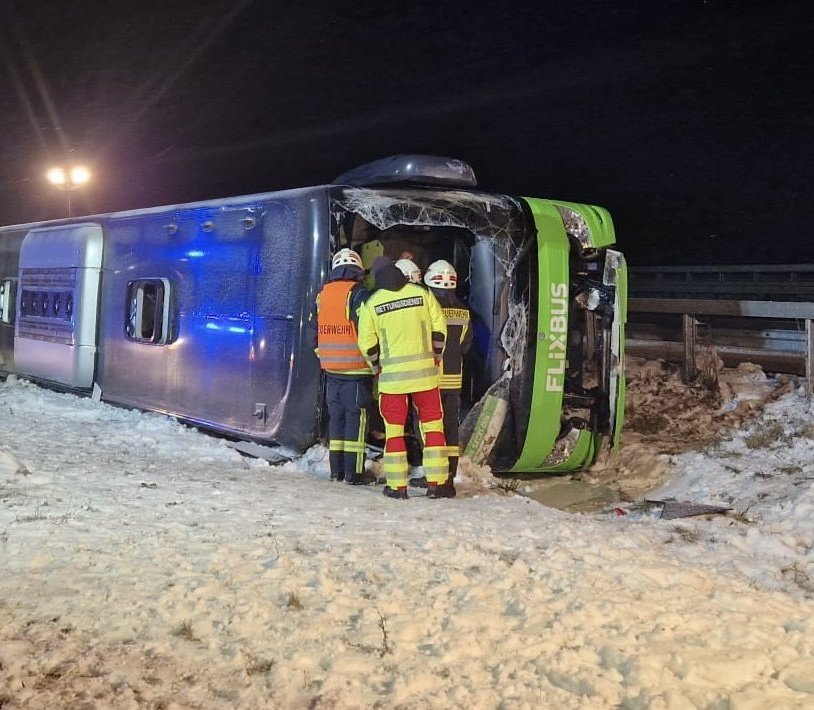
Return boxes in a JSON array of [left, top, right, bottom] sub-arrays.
[[682, 313, 697, 383], [807, 319, 814, 397], [629, 298, 814, 378]]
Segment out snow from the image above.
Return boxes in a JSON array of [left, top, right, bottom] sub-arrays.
[[1, 374, 814, 708]]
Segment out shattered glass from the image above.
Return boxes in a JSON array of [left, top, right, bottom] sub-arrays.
[[334, 188, 524, 246], [539, 427, 582, 467], [459, 298, 531, 465], [555, 205, 592, 251], [334, 187, 531, 373], [500, 300, 529, 376], [334, 188, 529, 291]]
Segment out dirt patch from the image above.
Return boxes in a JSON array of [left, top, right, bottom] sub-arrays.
[[624, 358, 721, 452], [583, 354, 795, 503], [623, 356, 791, 455]]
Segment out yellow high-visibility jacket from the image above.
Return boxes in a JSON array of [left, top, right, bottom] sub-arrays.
[[358, 284, 446, 394]]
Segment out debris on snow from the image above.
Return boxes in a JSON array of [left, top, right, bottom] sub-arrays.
[[645, 499, 733, 520]]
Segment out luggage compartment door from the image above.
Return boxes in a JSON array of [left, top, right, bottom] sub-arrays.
[[15, 223, 103, 388]]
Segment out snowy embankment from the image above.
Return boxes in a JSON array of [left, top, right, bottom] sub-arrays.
[[1, 375, 813, 708]]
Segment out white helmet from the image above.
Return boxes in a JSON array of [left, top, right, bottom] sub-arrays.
[[331, 248, 363, 270], [424, 259, 457, 289], [395, 258, 422, 284]]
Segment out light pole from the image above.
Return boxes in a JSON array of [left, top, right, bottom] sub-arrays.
[[46, 165, 91, 217]]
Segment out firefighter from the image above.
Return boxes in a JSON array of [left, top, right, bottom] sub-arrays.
[[357, 256, 452, 500], [314, 248, 373, 484], [416, 259, 472, 497]]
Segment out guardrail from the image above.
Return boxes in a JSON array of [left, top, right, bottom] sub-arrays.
[[628, 298, 814, 395], [630, 265, 814, 301]]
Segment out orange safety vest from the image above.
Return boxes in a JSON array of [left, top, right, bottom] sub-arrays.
[[316, 281, 369, 373]]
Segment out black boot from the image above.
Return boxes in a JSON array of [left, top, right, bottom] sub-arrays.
[[330, 472, 345, 482], [382, 486, 408, 500], [427, 479, 456, 499]]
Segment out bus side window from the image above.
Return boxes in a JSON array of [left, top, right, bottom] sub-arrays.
[[125, 278, 171, 344]]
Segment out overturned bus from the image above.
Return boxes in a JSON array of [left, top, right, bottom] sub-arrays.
[[0, 155, 626, 473]]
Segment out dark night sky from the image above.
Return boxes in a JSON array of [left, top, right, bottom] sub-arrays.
[[0, 0, 812, 265]]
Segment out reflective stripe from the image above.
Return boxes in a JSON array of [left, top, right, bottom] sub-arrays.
[[383, 451, 409, 487], [328, 342, 364, 351], [432, 329, 445, 356], [423, 445, 448, 484], [383, 453, 409, 466], [378, 367, 439, 384], [354, 409, 367, 472], [381, 416, 405, 438], [445, 317, 468, 326], [423, 448, 446, 460], [420, 419, 445, 435], [320, 355, 365, 363], [332, 439, 367, 453], [321, 354, 368, 370], [380, 352, 433, 367], [423, 461, 446, 470], [446, 445, 460, 457]]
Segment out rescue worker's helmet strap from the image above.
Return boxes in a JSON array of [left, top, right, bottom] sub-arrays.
[[332, 248, 364, 270], [424, 260, 457, 289]]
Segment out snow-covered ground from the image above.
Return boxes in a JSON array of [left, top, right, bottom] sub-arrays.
[[1, 374, 813, 708]]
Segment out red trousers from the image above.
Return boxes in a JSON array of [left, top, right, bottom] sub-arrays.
[[379, 388, 448, 488]]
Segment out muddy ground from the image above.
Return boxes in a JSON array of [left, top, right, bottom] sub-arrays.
[[525, 350, 796, 511]]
